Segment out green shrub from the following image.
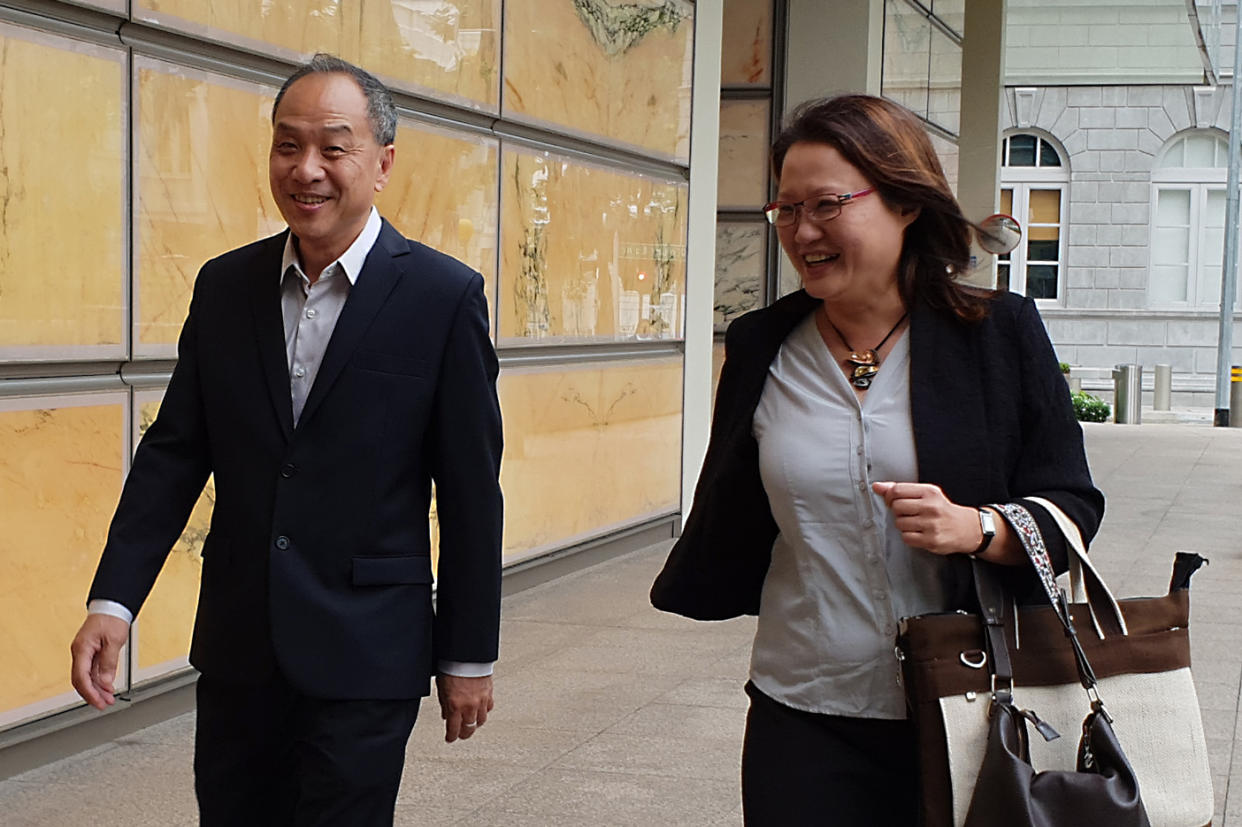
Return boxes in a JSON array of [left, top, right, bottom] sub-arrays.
[[1058, 361, 1071, 375], [1071, 391, 1110, 423]]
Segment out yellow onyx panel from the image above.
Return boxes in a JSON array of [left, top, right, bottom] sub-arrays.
[[359, 0, 500, 109], [498, 358, 682, 559], [133, 0, 354, 62], [132, 394, 210, 677], [499, 148, 688, 343], [0, 25, 125, 355], [0, 395, 126, 718], [721, 0, 773, 85], [718, 99, 771, 209], [503, 0, 694, 161], [376, 120, 498, 323], [135, 59, 285, 352]]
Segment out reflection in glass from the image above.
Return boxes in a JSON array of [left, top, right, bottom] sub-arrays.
[[718, 100, 771, 209], [500, 149, 688, 344], [1026, 265, 1058, 299], [883, 0, 930, 120], [135, 60, 284, 353], [503, 0, 694, 161], [929, 131, 959, 196], [928, 26, 961, 135], [1008, 134, 1037, 167], [498, 358, 682, 560], [721, 0, 773, 85], [0, 24, 125, 357], [0, 395, 126, 725], [1040, 140, 1062, 167], [359, 0, 500, 109], [715, 222, 766, 330]]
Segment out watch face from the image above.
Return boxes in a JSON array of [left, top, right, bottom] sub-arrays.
[[979, 509, 997, 536]]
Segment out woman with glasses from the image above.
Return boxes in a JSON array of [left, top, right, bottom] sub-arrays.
[[651, 95, 1102, 825]]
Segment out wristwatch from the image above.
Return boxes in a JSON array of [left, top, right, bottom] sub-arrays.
[[972, 508, 997, 556]]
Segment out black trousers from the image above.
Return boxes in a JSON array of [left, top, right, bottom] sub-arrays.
[[741, 682, 919, 826], [194, 671, 420, 826]]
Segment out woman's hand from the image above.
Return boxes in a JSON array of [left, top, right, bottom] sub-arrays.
[[871, 481, 982, 556]]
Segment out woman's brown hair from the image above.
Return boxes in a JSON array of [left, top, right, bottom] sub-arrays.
[[772, 95, 990, 321]]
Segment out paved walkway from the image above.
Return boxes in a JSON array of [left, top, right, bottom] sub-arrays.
[[0, 422, 1239, 825]]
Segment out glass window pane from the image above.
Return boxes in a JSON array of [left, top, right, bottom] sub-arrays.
[[1156, 188, 1192, 225], [0, 394, 127, 728], [929, 131, 959, 196], [1026, 264, 1058, 299], [134, 59, 283, 355], [500, 148, 688, 343], [1159, 138, 1185, 169], [1150, 265, 1189, 303], [1185, 134, 1216, 167], [931, 0, 965, 36], [928, 27, 961, 135], [1205, 189, 1226, 228], [997, 263, 1010, 291], [715, 222, 767, 330], [359, 0, 501, 110], [1008, 134, 1037, 167], [503, 0, 694, 162], [717, 99, 771, 208], [1153, 228, 1191, 266], [1000, 188, 1013, 216], [1039, 139, 1061, 167], [1027, 238, 1060, 261], [498, 358, 682, 561], [883, 0, 931, 120], [1028, 189, 1061, 224], [0, 23, 126, 360], [721, 0, 773, 85]]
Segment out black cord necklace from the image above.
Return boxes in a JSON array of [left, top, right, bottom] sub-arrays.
[[824, 310, 908, 389]]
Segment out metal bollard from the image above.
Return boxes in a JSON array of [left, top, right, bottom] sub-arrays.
[[1112, 363, 1142, 424], [1153, 364, 1172, 411], [1232, 365, 1241, 428]]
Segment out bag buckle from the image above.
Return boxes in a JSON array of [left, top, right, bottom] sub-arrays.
[[990, 674, 1014, 705]]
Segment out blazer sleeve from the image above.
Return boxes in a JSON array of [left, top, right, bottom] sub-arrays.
[[87, 271, 214, 615], [425, 274, 503, 664], [1005, 297, 1105, 576]]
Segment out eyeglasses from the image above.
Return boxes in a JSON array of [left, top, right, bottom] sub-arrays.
[[762, 188, 875, 227]]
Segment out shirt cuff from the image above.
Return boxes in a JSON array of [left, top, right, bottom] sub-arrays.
[[437, 660, 494, 678], [87, 599, 134, 625]]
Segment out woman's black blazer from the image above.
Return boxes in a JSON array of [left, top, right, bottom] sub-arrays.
[[651, 288, 1105, 620]]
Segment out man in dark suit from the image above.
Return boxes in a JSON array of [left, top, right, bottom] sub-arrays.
[[68, 54, 503, 825]]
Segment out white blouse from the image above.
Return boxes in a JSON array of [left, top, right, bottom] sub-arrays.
[[749, 313, 958, 719]]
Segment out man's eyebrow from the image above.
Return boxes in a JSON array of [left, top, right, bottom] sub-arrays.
[[272, 121, 357, 136]]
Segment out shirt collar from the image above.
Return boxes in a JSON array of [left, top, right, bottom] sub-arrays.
[[280, 207, 383, 286]]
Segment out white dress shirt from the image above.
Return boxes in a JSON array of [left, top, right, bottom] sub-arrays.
[[90, 208, 491, 678], [749, 314, 956, 718]]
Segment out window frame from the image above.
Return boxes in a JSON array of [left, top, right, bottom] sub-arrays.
[[999, 130, 1070, 305]]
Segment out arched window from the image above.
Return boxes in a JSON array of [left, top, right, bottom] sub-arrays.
[[1149, 131, 1239, 308], [999, 133, 1068, 301]]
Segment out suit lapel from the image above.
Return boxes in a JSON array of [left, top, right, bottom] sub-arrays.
[[251, 233, 295, 442], [296, 221, 407, 430]]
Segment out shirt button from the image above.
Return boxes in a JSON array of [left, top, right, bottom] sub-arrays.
[[306, 308, 318, 319], [858, 481, 868, 492], [280, 463, 297, 478], [863, 519, 875, 529], [293, 366, 307, 378], [275, 536, 290, 550]]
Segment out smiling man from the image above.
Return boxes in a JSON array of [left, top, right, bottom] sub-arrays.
[[68, 54, 503, 825]]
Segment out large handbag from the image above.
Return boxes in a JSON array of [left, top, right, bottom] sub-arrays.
[[897, 499, 1213, 827]]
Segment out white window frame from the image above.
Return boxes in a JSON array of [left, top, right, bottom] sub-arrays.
[[999, 133, 1069, 305]]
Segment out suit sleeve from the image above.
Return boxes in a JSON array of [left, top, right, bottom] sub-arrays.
[[87, 272, 214, 615], [426, 274, 503, 665], [1006, 297, 1105, 576]]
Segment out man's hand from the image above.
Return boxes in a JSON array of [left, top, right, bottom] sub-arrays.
[[872, 481, 981, 556], [435, 673, 494, 743], [69, 614, 130, 710]]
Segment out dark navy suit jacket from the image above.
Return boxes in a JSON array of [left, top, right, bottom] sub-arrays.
[[652, 288, 1104, 620], [90, 220, 503, 700]]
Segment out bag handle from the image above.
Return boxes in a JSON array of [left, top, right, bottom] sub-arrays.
[[1023, 496, 1128, 638]]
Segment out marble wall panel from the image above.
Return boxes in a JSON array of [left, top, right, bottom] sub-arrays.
[[0, 394, 127, 721], [359, 0, 500, 110], [721, 0, 773, 86], [718, 99, 771, 209], [132, 393, 209, 678], [0, 25, 125, 358], [498, 358, 682, 559], [66, 0, 126, 13], [503, 0, 694, 162], [499, 148, 688, 344], [135, 59, 284, 353], [715, 222, 766, 331], [133, 0, 354, 62], [375, 120, 498, 325]]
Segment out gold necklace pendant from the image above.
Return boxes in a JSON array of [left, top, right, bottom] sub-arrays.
[[845, 349, 879, 367]]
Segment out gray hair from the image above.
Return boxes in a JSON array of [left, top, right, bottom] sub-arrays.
[[272, 53, 397, 145]]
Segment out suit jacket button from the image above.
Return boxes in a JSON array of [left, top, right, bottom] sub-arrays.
[[280, 463, 297, 478], [275, 536, 290, 550]]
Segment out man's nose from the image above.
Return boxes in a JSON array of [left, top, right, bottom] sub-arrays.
[[291, 150, 324, 182]]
